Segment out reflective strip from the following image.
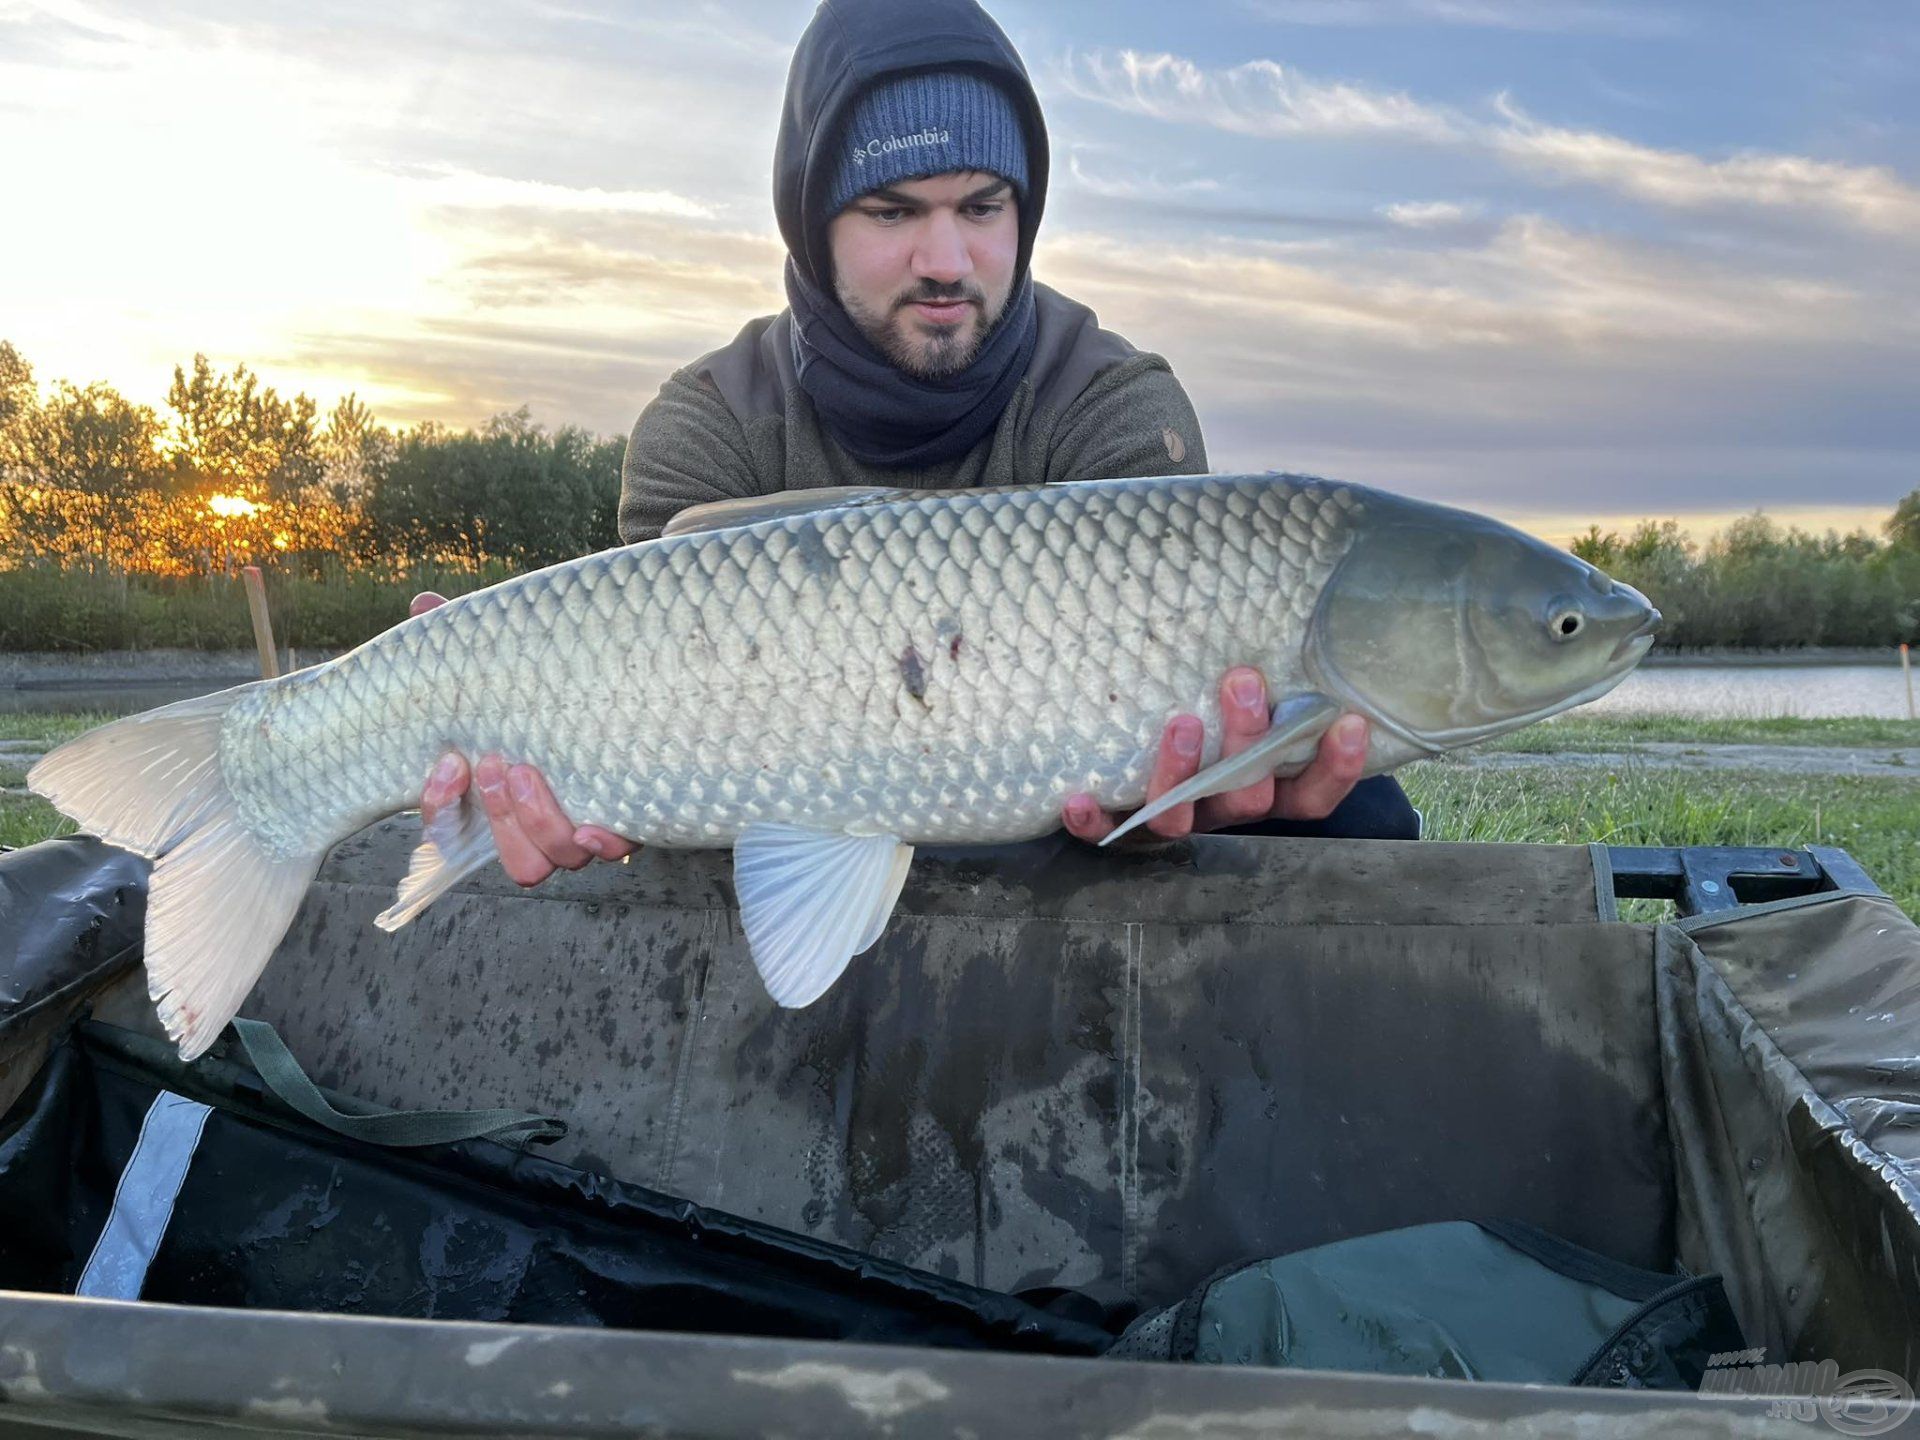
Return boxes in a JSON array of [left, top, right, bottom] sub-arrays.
[[76, 1091, 213, 1300]]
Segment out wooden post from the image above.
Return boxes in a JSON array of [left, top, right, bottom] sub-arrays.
[[242, 565, 280, 680], [1903, 643, 1915, 722]]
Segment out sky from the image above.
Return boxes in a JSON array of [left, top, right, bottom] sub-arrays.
[[2, 0, 1916, 543]]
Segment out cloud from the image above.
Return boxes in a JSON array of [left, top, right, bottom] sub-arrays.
[[1059, 148, 1388, 230], [0, 0, 788, 432], [0, 2, 132, 65], [427, 208, 782, 307], [10, 2, 1913, 526], [1055, 49, 1457, 141], [406, 169, 717, 220], [1379, 199, 1480, 228], [450, 232, 783, 316], [1065, 149, 1222, 202], [21, 0, 785, 220], [1239, 0, 1685, 37], [1051, 215, 1858, 359], [1056, 51, 1920, 244], [268, 207, 786, 431], [273, 317, 690, 436], [1577, 67, 1669, 113], [525, 0, 793, 67], [1489, 98, 1920, 236], [1035, 216, 1911, 513]]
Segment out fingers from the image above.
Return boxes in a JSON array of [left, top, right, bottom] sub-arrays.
[[1193, 667, 1275, 831], [409, 591, 448, 618], [1060, 711, 1206, 843], [1070, 682, 1373, 845], [1061, 792, 1117, 844], [473, 755, 592, 885], [471, 756, 558, 886], [1274, 714, 1370, 821], [422, 750, 637, 886], [1142, 714, 1205, 839], [420, 751, 468, 826], [574, 825, 637, 862]]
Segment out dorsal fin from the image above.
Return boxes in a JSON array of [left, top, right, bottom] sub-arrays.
[[662, 487, 910, 538]]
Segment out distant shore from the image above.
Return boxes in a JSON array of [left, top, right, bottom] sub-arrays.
[[1640, 646, 1905, 668], [0, 648, 345, 686]]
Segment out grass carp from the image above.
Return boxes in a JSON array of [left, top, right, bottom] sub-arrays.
[[29, 473, 1659, 1059]]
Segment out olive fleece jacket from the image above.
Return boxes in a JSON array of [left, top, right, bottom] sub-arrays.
[[616, 283, 1209, 543]]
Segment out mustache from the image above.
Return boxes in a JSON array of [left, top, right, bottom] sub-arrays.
[[894, 282, 984, 310]]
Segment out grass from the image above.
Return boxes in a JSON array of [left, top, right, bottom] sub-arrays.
[[6, 709, 1916, 923], [0, 712, 101, 849], [0, 784, 75, 850], [0, 564, 514, 653], [1403, 763, 1920, 922], [1483, 713, 1920, 752], [0, 711, 114, 747]]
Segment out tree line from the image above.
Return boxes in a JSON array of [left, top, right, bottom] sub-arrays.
[[0, 341, 623, 576], [1, 340, 1916, 651], [1573, 515, 1920, 650]]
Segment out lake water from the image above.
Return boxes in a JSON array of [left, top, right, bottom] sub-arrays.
[[1585, 665, 1915, 720], [3, 664, 1916, 721]]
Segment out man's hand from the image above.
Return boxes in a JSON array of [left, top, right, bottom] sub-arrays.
[[411, 590, 638, 886], [1061, 668, 1369, 844]]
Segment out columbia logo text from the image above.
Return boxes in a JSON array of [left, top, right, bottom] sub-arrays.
[[850, 127, 951, 166]]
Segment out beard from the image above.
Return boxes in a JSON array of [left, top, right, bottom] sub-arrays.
[[836, 278, 1007, 379]]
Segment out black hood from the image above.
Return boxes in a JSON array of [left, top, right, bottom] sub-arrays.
[[773, 0, 1050, 295]]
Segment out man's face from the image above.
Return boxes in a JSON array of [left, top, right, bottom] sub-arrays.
[[828, 171, 1019, 378]]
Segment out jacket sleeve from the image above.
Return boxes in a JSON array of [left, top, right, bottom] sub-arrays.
[[618, 370, 768, 544], [1044, 355, 1211, 483]]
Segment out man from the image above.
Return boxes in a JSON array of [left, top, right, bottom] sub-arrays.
[[416, 0, 1416, 884]]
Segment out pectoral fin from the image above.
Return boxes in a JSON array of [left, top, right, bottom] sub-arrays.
[[1099, 693, 1343, 847], [376, 789, 500, 930], [733, 824, 915, 1007]]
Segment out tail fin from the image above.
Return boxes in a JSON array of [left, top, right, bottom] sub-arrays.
[[27, 687, 323, 1061]]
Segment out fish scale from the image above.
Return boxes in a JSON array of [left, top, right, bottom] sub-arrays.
[[217, 474, 1351, 859]]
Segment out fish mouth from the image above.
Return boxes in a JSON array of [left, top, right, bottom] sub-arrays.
[[1611, 608, 1663, 663]]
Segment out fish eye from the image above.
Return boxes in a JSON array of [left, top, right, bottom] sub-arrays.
[[1547, 603, 1585, 642]]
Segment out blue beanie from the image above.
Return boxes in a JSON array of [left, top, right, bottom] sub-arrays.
[[825, 69, 1030, 220]]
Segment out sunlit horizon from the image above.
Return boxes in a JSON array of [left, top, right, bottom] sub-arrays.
[[0, 344, 1901, 553]]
